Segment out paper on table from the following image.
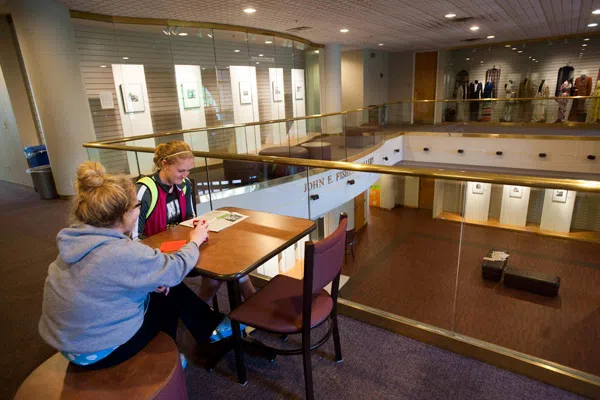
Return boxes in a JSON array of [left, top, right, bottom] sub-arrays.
[[180, 210, 249, 232]]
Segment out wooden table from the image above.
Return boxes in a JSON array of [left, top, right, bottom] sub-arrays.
[[142, 207, 316, 384]]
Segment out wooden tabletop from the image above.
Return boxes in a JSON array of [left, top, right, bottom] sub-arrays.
[[141, 207, 315, 281]]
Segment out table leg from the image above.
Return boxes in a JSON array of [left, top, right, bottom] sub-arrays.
[[227, 280, 247, 385]]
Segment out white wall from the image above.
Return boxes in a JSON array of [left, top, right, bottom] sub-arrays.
[[378, 174, 397, 210], [540, 189, 577, 232], [324, 199, 356, 236], [174, 64, 208, 151], [229, 65, 261, 154], [363, 50, 389, 107], [499, 185, 531, 226], [290, 68, 306, 137], [464, 182, 492, 222], [0, 65, 30, 185], [112, 64, 154, 175]]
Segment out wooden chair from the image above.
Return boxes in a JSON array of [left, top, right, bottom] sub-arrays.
[[15, 332, 187, 400], [229, 214, 348, 400], [344, 228, 356, 262]]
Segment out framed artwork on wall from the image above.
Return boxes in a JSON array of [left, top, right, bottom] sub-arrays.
[[295, 81, 304, 100], [509, 186, 523, 198], [552, 189, 568, 203], [120, 84, 145, 113], [472, 182, 484, 195], [272, 81, 283, 102], [239, 81, 252, 105], [181, 82, 201, 109]]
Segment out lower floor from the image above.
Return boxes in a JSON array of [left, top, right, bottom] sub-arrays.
[[340, 206, 600, 377]]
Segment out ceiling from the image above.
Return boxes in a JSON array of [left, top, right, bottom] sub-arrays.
[[47, 0, 600, 51]]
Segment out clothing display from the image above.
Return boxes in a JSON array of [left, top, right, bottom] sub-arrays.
[[568, 74, 593, 121], [502, 80, 515, 122], [590, 80, 600, 122], [456, 84, 467, 122], [468, 80, 483, 121], [556, 80, 572, 122], [532, 81, 550, 122], [485, 67, 501, 98], [555, 66, 574, 97], [481, 81, 494, 122]]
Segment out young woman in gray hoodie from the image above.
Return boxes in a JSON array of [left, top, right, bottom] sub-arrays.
[[39, 161, 223, 369]]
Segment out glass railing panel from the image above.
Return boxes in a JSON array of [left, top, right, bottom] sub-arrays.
[[453, 183, 600, 377]]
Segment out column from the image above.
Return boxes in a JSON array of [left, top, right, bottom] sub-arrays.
[[321, 44, 342, 133], [9, 0, 96, 195]]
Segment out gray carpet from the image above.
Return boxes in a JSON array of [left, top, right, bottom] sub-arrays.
[[0, 180, 585, 399]]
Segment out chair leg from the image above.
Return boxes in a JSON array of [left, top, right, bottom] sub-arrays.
[[302, 329, 315, 400], [332, 314, 343, 362], [212, 296, 220, 313]]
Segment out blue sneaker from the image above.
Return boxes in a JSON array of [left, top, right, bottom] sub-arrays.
[[209, 317, 246, 343]]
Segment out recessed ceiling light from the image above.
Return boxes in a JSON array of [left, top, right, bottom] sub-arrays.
[[445, 13, 456, 18], [470, 26, 479, 31], [100, 65, 107, 68], [122, 57, 129, 60], [265, 40, 272, 44], [466, 57, 470, 60], [588, 23, 598, 27], [234, 49, 240, 52], [528, 56, 532, 58], [314, 50, 320, 54], [593, 9, 600, 14], [258, 54, 263, 56], [207, 33, 213, 38], [378, 43, 384, 46], [340, 28, 349, 33], [487, 35, 495, 39], [256, 62, 259, 64], [517, 50, 523, 53], [584, 38, 590, 41], [178, 32, 188, 36], [582, 44, 588, 46], [505, 44, 511, 48], [244, 7, 256, 14], [202, 67, 205, 70]]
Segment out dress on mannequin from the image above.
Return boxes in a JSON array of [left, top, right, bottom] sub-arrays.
[[532, 80, 550, 122], [556, 80, 572, 122], [456, 84, 467, 121], [502, 80, 515, 122], [481, 80, 494, 122], [568, 74, 593, 121], [468, 80, 483, 121], [590, 79, 600, 122], [555, 66, 575, 97]]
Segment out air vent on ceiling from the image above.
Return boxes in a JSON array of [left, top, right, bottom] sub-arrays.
[[286, 26, 313, 33], [460, 38, 481, 42]]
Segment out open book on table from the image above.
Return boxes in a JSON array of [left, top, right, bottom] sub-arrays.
[[180, 210, 249, 232]]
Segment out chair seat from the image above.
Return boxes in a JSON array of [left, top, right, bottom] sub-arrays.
[[14, 332, 187, 400], [229, 275, 333, 334]]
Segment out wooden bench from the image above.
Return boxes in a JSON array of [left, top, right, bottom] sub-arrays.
[[15, 333, 187, 400]]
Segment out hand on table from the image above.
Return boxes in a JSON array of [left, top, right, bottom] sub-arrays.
[[190, 218, 209, 247]]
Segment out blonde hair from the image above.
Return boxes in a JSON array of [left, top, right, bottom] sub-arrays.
[[71, 161, 137, 228], [153, 141, 193, 172]]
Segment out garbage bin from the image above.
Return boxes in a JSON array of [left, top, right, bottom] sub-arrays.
[[23, 145, 49, 168], [27, 165, 58, 199]]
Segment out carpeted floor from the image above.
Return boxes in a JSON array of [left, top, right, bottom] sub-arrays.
[[0, 180, 585, 399]]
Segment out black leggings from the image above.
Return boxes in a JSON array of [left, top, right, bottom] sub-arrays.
[[84, 282, 223, 370]]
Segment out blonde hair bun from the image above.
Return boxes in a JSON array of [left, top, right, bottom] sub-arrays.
[[76, 161, 106, 191]]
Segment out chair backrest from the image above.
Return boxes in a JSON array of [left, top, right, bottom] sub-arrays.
[[305, 214, 347, 294]]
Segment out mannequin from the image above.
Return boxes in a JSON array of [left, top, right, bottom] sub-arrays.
[[456, 83, 467, 121], [532, 79, 550, 122], [501, 80, 515, 122], [468, 79, 483, 121], [481, 78, 494, 122], [568, 72, 593, 121], [555, 79, 572, 122], [555, 65, 575, 97], [485, 66, 501, 121]]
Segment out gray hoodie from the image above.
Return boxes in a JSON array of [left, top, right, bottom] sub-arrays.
[[39, 224, 199, 353]]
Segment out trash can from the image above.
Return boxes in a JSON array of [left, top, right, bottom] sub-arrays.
[[26, 165, 58, 199], [23, 145, 49, 168]]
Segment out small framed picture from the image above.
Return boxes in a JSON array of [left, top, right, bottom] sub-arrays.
[[295, 82, 304, 100], [239, 81, 252, 105], [509, 186, 523, 198], [120, 84, 145, 113], [552, 189, 568, 203], [272, 81, 283, 102], [472, 182, 484, 195], [181, 82, 201, 109]]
